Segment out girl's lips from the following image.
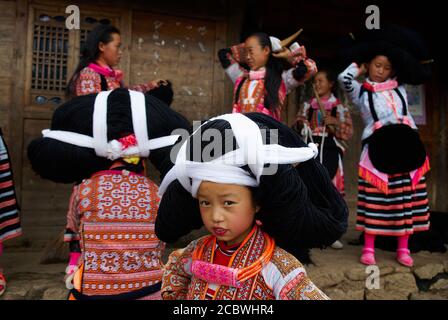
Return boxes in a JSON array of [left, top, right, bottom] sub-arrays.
[[213, 228, 228, 236]]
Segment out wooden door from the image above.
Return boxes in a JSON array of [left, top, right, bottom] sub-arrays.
[[19, 2, 227, 248], [20, 3, 122, 247]]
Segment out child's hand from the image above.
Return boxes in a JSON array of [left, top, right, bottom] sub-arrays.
[[272, 47, 291, 60]]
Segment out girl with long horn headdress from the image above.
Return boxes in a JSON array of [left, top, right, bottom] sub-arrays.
[[218, 29, 317, 121]]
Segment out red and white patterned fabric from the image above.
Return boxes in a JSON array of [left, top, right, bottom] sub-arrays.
[[74, 64, 157, 97], [0, 130, 21, 243], [161, 225, 329, 300], [66, 169, 164, 297], [298, 94, 353, 141], [224, 43, 317, 122]]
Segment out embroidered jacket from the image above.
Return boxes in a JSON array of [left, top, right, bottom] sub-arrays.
[[74, 64, 157, 97], [297, 94, 353, 141], [64, 170, 164, 296], [219, 43, 317, 121], [161, 226, 329, 300]]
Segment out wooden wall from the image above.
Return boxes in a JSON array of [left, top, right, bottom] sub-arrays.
[[2, 0, 242, 248], [2, 0, 447, 249], [0, 0, 17, 149]]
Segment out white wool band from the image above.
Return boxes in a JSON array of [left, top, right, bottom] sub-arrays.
[[42, 90, 180, 160], [158, 113, 318, 198]]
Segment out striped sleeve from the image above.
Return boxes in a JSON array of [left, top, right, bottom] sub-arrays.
[[0, 133, 21, 242], [338, 63, 362, 106]]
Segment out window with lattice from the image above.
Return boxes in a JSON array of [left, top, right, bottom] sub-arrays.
[[31, 11, 68, 106], [29, 7, 118, 107]]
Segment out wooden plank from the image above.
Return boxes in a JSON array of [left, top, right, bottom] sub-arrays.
[[8, 0, 27, 202], [119, 10, 133, 87], [0, 1, 16, 19], [212, 21, 227, 116], [130, 10, 219, 121]]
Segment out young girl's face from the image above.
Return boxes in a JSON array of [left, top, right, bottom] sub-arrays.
[[99, 33, 122, 67], [198, 181, 259, 246], [313, 71, 333, 97], [368, 55, 393, 83], [245, 36, 270, 71]]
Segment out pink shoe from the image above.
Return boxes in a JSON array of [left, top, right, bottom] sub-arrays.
[[396, 248, 413, 267], [360, 248, 376, 265]]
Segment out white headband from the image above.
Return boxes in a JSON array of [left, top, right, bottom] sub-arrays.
[[42, 90, 180, 160], [158, 113, 318, 198]]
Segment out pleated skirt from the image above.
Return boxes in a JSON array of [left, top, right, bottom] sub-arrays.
[[356, 173, 430, 236]]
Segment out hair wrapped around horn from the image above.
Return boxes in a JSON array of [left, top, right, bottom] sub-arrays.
[[155, 112, 348, 262], [27, 88, 190, 184]]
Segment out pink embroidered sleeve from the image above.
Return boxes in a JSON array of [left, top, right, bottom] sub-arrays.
[[280, 271, 330, 300], [268, 248, 329, 300], [287, 45, 318, 82], [287, 45, 307, 67], [75, 69, 102, 96], [161, 240, 198, 300], [282, 56, 317, 91], [229, 43, 247, 65], [218, 43, 247, 83]]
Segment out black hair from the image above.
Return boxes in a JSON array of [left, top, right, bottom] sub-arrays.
[[339, 25, 431, 85], [66, 24, 121, 98], [315, 68, 339, 96], [155, 112, 349, 263], [27, 88, 190, 184], [243, 32, 284, 113]]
